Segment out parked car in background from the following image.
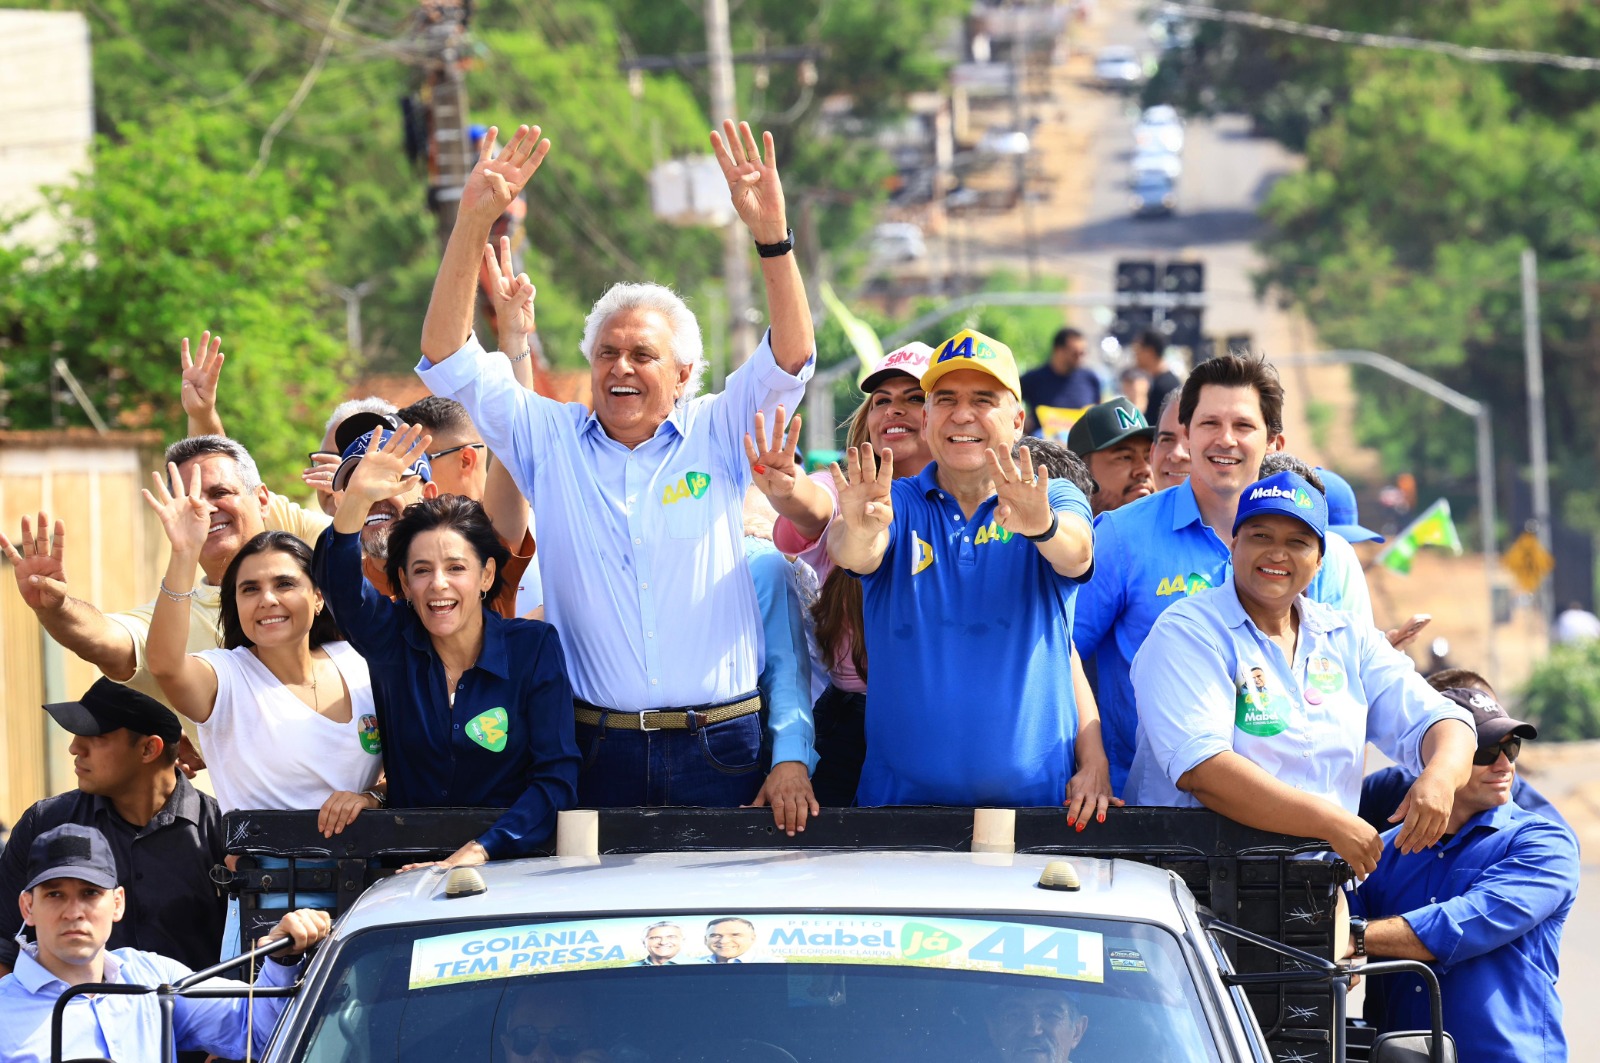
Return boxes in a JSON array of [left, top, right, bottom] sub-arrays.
[[1093, 45, 1144, 88], [1130, 148, 1182, 181], [1130, 171, 1177, 217], [869, 222, 928, 263]]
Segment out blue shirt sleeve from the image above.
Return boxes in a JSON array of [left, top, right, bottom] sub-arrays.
[[1357, 622, 1474, 775], [474, 625, 580, 859], [1129, 604, 1238, 789], [705, 328, 814, 489], [1402, 819, 1580, 969], [745, 543, 819, 772], [169, 948, 302, 1058], [1071, 510, 1127, 660], [313, 527, 407, 664]]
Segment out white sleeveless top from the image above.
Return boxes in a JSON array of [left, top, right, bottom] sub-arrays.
[[196, 640, 382, 814]]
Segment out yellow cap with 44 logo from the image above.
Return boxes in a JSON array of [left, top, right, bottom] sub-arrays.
[[920, 329, 1023, 400]]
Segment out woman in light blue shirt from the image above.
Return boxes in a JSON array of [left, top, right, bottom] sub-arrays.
[[1124, 471, 1476, 875]]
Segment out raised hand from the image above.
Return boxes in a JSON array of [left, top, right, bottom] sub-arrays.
[[459, 124, 551, 225], [179, 331, 225, 422], [480, 235, 537, 339], [343, 425, 432, 506], [829, 445, 895, 535], [0, 512, 70, 611], [709, 119, 788, 244], [142, 462, 215, 559], [744, 405, 804, 501], [988, 445, 1054, 539]]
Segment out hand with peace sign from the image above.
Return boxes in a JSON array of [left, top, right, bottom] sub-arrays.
[[987, 444, 1055, 539], [481, 234, 537, 344], [709, 119, 789, 244], [460, 124, 551, 226]]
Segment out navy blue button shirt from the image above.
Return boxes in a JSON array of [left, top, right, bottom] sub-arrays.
[[1358, 765, 1572, 839], [315, 529, 580, 858], [1353, 800, 1577, 1063]]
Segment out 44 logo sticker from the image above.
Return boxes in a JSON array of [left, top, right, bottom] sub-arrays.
[[466, 707, 509, 753], [1155, 572, 1213, 597], [661, 471, 712, 505]]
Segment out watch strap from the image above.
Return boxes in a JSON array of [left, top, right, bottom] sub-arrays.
[[754, 228, 795, 258]]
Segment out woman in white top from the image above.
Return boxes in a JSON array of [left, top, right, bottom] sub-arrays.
[[143, 462, 382, 836]]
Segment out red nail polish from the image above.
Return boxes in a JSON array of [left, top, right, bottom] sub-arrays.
[[753, 463, 767, 474]]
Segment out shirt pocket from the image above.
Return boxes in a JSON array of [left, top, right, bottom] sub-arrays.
[[658, 468, 717, 540]]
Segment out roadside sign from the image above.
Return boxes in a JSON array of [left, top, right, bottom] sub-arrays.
[[1502, 531, 1554, 593]]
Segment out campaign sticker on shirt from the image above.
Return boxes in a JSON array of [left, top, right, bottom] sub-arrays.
[[1305, 656, 1346, 694], [467, 707, 509, 752], [1235, 668, 1290, 737], [661, 470, 712, 505], [358, 714, 382, 755]]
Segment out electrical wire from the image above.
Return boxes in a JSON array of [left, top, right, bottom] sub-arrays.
[[1165, 2, 1600, 72], [248, 0, 356, 178]]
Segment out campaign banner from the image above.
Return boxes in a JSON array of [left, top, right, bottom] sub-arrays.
[[408, 913, 1104, 990]]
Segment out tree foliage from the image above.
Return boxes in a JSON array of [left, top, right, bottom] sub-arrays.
[[1519, 638, 1600, 741], [1151, 1, 1600, 540]]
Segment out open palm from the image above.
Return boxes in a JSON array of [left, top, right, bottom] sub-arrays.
[[460, 124, 551, 224], [829, 446, 895, 535], [142, 462, 215, 557], [0, 512, 70, 610], [344, 425, 432, 505], [710, 120, 788, 243]]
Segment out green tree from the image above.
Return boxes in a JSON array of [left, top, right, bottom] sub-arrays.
[[1519, 639, 1600, 741], [0, 109, 348, 488]]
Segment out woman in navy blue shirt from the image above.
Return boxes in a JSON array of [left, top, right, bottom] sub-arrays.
[[316, 426, 579, 866]]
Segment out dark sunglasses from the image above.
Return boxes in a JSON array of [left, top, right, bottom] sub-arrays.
[[506, 1024, 582, 1057], [1472, 737, 1520, 766], [429, 442, 487, 461]]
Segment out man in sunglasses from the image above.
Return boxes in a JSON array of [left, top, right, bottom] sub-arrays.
[[1350, 688, 1579, 1063]]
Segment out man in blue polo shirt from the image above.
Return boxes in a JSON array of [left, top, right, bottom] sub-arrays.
[[828, 329, 1116, 819], [1351, 693, 1577, 1063], [1072, 352, 1373, 795]]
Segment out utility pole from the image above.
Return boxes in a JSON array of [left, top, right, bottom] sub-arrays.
[[422, 1, 473, 249], [1521, 248, 1554, 622], [329, 279, 378, 356], [705, 0, 757, 365]]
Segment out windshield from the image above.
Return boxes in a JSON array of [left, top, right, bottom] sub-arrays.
[[286, 912, 1221, 1063]]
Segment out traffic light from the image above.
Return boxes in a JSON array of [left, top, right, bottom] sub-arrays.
[[1161, 261, 1204, 294], [1115, 260, 1159, 294], [1162, 307, 1204, 348]]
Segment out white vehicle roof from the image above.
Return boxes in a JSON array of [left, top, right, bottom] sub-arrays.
[[1142, 104, 1181, 125], [332, 851, 1192, 940]]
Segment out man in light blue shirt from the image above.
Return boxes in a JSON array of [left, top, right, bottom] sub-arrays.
[[416, 121, 816, 813], [1072, 353, 1374, 796], [0, 823, 328, 1063], [1123, 471, 1475, 876]]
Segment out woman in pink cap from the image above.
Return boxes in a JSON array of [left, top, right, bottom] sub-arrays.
[[744, 342, 935, 805]]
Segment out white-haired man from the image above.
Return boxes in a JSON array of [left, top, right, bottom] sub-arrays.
[[417, 120, 816, 823]]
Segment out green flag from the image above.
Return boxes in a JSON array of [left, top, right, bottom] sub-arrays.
[[1375, 499, 1463, 575], [819, 282, 884, 384]]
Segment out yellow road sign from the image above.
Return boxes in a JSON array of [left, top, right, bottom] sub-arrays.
[[1502, 531, 1555, 594]]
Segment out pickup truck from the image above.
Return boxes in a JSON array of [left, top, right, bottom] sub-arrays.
[[48, 807, 1456, 1063]]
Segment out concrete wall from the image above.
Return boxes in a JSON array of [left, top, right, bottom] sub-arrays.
[[0, 10, 93, 252]]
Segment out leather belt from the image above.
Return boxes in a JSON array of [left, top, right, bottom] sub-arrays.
[[574, 695, 761, 732]]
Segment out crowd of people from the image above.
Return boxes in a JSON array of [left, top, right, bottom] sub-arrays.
[[0, 117, 1577, 1063]]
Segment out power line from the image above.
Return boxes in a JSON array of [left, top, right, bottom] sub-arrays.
[[249, 0, 355, 178], [1165, 2, 1600, 72]]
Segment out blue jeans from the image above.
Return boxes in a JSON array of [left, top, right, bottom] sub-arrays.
[[577, 710, 764, 807]]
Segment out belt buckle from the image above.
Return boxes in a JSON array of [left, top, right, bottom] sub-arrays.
[[637, 710, 663, 733]]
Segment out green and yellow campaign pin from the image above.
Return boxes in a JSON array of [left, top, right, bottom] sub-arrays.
[[685, 471, 710, 499], [467, 707, 509, 753]]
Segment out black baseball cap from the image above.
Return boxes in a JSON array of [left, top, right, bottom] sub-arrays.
[[1067, 397, 1156, 457], [24, 823, 120, 891], [1439, 687, 1538, 746], [333, 410, 404, 456], [43, 677, 184, 747]]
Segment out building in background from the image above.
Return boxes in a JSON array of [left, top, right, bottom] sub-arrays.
[[0, 10, 93, 253]]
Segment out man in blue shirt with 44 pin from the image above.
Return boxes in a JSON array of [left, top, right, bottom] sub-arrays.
[[1351, 692, 1578, 1063], [828, 329, 1117, 823], [1071, 352, 1375, 796]]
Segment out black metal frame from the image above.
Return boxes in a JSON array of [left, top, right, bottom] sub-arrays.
[[50, 937, 300, 1063]]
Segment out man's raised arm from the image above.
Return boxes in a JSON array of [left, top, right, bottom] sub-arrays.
[[0, 513, 137, 681], [420, 125, 551, 364], [710, 119, 813, 375]]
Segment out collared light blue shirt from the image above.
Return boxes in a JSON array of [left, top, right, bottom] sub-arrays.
[[1353, 800, 1577, 1063], [1073, 480, 1375, 795], [1123, 579, 1472, 810], [854, 463, 1094, 807], [744, 538, 819, 771], [417, 332, 813, 711], [0, 944, 299, 1063]]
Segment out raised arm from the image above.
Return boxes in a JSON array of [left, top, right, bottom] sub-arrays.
[[180, 331, 227, 438], [825, 446, 895, 576], [710, 120, 812, 374], [745, 405, 833, 540], [421, 124, 550, 364], [139, 463, 222, 723], [478, 235, 536, 546], [0, 512, 138, 681]]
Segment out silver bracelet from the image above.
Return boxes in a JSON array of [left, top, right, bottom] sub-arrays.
[[158, 579, 200, 603], [509, 345, 532, 364], [363, 789, 387, 807]]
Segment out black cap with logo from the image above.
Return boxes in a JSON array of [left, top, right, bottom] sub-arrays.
[[1439, 687, 1538, 746]]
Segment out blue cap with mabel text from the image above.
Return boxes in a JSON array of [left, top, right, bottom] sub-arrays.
[[331, 428, 432, 493], [1233, 470, 1327, 548]]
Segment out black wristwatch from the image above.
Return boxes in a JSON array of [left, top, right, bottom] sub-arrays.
[[1348, 915, 1368, 959], [754, 228, 795, 258]]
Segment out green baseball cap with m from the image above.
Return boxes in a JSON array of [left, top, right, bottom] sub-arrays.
[[1066, 397, 1155, 457]]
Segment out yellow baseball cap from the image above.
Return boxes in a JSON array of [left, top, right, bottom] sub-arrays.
[[920, 329, 1022, 400]]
